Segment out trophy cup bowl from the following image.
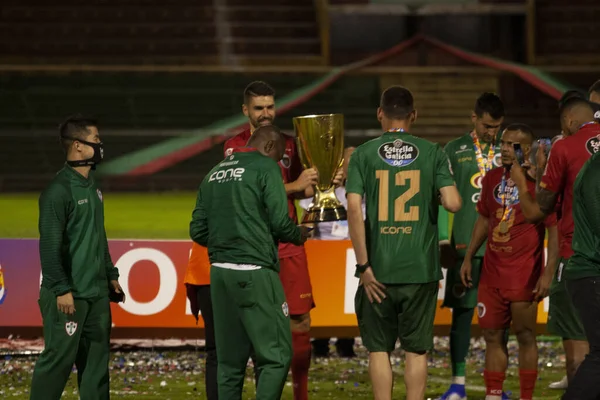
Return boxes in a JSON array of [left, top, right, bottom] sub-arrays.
[[293, 114, 347, 224]]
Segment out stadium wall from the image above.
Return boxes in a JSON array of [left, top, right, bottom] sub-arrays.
[[0, 238, 551, 339]]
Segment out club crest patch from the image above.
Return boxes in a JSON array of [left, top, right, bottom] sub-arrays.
[[493, 180, 520, 205], [586, 135, 600, 155], [477, 302, 486, 318], [65, 321, 78, 336], [96, 189, 103, 202], [279, 153, 291, 169], [225, 148, 233, 157], [282, 302, 289, 317], [378, 139, 419, 167]]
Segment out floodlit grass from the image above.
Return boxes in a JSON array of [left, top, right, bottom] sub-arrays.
[[0, 192, 197, 239], [0, 342, 566, 400]]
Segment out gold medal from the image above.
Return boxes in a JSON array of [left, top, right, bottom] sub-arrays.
[[499, 221, 508, 234]]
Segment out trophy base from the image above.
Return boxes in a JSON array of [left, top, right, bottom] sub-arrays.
[[302, 206, 347, 224]]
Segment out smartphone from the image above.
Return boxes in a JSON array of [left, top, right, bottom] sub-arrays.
[[538, 137, 552, 157], [513, 143, 525, 166]]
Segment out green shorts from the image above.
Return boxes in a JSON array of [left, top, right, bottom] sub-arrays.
[[355, 281, 438, 354], [442, 257, 483, 309], [547, 257, 586, 340]]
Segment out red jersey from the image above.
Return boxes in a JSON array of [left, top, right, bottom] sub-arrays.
[[223, 128, 305, 258], [541, 122, 600, 258], [477, 167, 557, 290]]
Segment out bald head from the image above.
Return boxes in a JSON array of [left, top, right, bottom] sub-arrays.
[[560, 97, 597, 136], [247, 124, 286, 161]]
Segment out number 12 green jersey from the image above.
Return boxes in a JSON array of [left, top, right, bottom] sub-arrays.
[[346, 130, 456, 284]]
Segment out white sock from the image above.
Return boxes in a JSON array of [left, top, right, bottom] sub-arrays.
[[452, 376, 466, 385], [485, 396, 502, 400]]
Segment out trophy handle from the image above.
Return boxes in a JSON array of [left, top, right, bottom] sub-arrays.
[[295, 136, 312, 171]]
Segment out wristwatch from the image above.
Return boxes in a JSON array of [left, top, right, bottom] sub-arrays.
[[355, 263, 369, 274]]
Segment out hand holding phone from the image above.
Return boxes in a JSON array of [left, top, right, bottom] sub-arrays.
[[513, 143, 525, 166], [538, 137, 552, 158]]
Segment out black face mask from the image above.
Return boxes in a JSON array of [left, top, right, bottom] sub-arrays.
[[64, 137, 104, 169]]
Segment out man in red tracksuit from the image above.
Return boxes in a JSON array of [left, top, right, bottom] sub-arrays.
[[224, 81, 340, 399]]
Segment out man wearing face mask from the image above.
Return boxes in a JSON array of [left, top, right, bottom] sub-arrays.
[[30, 115, 125, 400]]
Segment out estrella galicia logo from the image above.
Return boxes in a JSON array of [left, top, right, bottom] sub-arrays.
[[493, 180, 519, 205], [378, 139, 419, 167], [586, 135, 600, 155]]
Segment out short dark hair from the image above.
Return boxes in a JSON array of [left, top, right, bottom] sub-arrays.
[[559, 97, 595, 118], [58, 114, 98, 153], [589, 79, 600, 95], [243, 81, 275, 104], [558, 89, 586, 108], [380, 86, 414, 120], [504, 123, 534, 142], [474, 92, 504, 120]]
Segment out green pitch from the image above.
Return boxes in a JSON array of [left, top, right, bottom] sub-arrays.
[[1, 344, 566, 400], [0, 192, 198, 239]]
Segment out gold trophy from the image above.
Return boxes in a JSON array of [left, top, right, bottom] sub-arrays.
[[293, 114, 347, 223]]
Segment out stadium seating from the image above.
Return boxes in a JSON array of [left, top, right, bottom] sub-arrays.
[[0, 1, 218, 64], [534, 0, 600, 65], [0, 0, 323, 66]]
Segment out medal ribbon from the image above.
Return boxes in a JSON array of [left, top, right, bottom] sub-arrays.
[[471, 131, 495, 177], [499, 170, 519, 225]]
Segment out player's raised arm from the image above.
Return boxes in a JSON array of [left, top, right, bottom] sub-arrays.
[[189, 185, 209, 247], [38, 185, 72, 297], [262, 163, 304, 245], [435, 145, 462, 213]]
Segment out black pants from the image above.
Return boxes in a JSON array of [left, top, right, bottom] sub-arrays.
[[312, 337, 356, 357], [197, 285, 260, 400], [564, 277, 600, 400]]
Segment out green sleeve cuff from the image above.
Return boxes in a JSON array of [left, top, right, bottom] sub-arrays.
[[107, 267, 120, 281], [51, 284, 72, 297]]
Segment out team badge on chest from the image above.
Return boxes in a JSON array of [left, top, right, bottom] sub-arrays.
[[282, 302, 289, 317], [586, 135, 600, 155], [96, 188, 103, 202], [65, 321, 78, 336]]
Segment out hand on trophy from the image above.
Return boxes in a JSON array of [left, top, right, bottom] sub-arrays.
[[332, 167, 344, 187], [293, 168, 319, 192]]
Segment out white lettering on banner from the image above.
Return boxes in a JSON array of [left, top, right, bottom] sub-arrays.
[[186, 248, 194, 315], [343, 248, 447, 314], [344, 249, 358, 314], [116, 248, 178, 316], [439, 268, 447, 300], [543, 247, 549, 312]]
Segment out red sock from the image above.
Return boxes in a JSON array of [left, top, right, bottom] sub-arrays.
[[291, 331, 311, 400], [484, 370, 505, 397], [519, 369, 537, 400]]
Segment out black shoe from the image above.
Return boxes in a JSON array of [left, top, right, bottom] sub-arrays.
[[335, 338, 356, 358]]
